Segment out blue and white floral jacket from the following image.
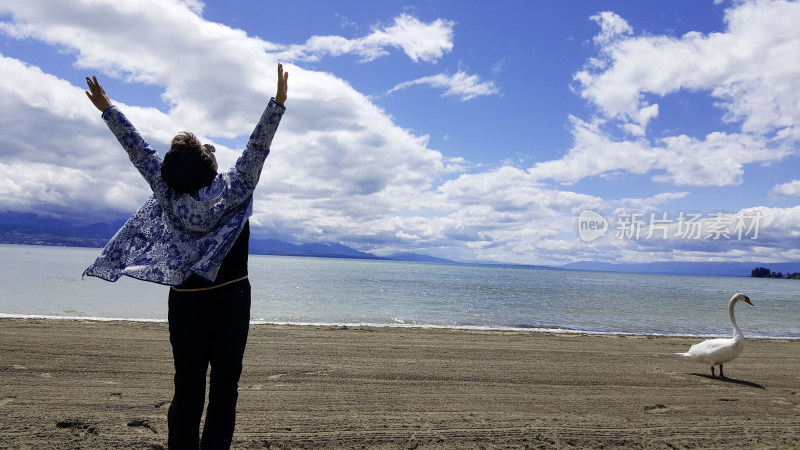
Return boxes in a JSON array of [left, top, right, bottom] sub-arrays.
[[84, 99, 285, 286]]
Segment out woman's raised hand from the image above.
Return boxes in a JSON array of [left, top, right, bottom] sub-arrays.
[[85, 76, 113, 112], [275, 63, 289, 106]]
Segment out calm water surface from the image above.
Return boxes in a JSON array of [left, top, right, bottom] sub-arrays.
[[1, 244, 798, 338]]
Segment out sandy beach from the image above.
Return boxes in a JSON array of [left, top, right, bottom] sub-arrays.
[[0, 319, 798, 449]]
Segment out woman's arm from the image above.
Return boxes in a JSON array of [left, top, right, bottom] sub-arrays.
[[221, 63, 288, 200], [86, 76, 162, 190]]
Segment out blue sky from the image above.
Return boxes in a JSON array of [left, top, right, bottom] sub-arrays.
[[1, 0, 799, 265]]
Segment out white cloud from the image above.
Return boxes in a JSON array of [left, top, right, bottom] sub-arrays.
[[275, 13, 454, 63], [654, 131, 786, 186], [421, 166, 612, 263], [574, 0, 800, 140], [388, 70, 499, 101], [528, 116, 659, 185], [771, 180, 800, 196], [615, 192, 689, 213], [590, 11, 633, 46], [535, 0, 798, 187], [528, 115, 788, 186]]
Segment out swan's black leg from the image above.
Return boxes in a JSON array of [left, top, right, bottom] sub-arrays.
[[719, 364, 724, 378], [711, 366, 716, 378]]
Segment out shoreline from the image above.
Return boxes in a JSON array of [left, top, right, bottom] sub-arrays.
[[1, 313, 798, 341], [2, 318, 799, 448]]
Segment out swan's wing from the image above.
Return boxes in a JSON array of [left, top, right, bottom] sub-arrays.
[[683, 337, 742, 365], [687, 338, 729, 354]]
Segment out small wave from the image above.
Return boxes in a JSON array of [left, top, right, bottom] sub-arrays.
[[2, 313, 796, 340], [0, 313, 166, 323], [247, 318, 797, 339]]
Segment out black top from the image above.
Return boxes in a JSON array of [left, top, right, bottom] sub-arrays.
[[175, 220, 249, 289]]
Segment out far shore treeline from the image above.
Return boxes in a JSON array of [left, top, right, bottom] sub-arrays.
[[751, 267, 800, 279]]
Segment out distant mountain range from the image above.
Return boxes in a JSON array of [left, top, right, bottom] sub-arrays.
[[247, 238, 455, 263], [0, 212, 456, 264], [2, 211, 799, 276], [0, 212, 124, 248]]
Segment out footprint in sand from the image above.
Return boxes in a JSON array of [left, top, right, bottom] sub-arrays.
[[643, 404, 668, 413], [127, 418, 158, 434], [56, 419, 98, 436]]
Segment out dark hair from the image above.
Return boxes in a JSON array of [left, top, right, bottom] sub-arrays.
[[161, 132, 217, 194], [170, 132, 214, 168]]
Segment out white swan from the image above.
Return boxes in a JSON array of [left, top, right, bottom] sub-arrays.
[[676, 293, 753, 378]]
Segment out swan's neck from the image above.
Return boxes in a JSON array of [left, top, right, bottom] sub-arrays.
[[729, 299, 743, 338]]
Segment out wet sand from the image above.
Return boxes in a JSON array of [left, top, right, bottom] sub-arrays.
[[0, 318, 798, 449]]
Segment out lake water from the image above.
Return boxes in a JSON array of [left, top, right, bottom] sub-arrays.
[[1, 244, 798, 339]]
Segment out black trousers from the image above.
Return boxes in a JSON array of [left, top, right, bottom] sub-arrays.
[[167, 279, 251, 449]]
